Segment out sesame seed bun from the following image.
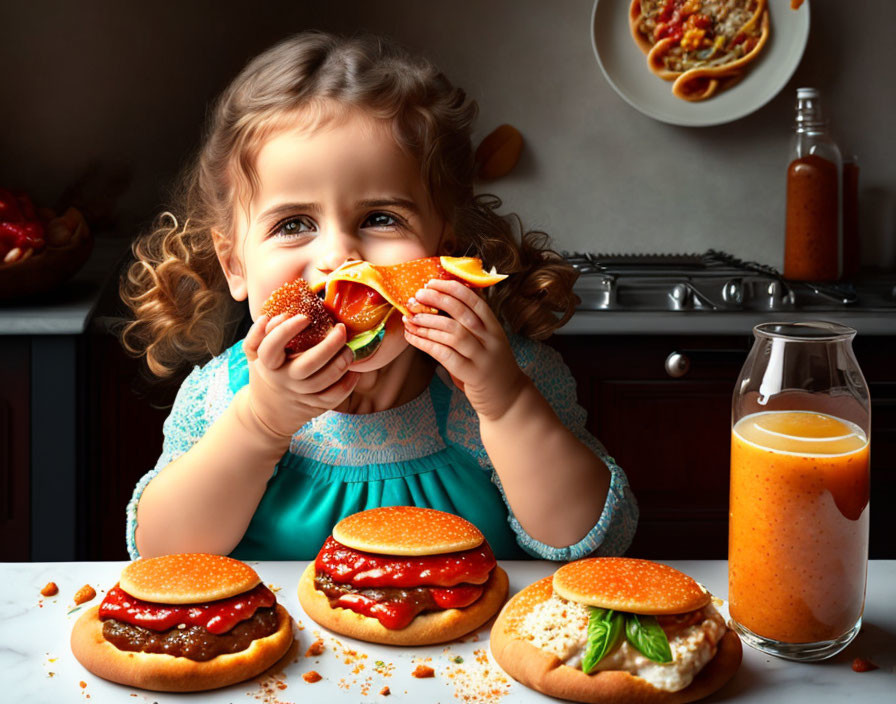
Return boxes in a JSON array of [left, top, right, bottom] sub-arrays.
[[119, 554, 261, 604], [297, 562, 507, 646], [490, 575, 741, 704], [70, 603, 294, 692], [332, 506, 484, 556], [260, 279, 335, 353], [553, 558, 711, 615]]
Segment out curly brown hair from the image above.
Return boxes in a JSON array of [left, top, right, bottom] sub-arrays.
[[120, 31, 579, 379]]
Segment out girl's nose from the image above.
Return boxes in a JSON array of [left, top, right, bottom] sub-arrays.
[[316, 231, 361, 274]]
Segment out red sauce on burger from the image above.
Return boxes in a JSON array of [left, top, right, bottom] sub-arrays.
[[316, 536, 495, 588], [314, 536, 496, 629], [99, 583, 275, 634]]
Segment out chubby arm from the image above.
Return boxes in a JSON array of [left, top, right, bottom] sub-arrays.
[[134, 313, 358, 557], [134, 389, 289, 557], [477, 377, 611, 548], [404, 280, 612, 549]]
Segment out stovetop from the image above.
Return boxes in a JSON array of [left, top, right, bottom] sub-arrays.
[[564, 250, 896, 312]]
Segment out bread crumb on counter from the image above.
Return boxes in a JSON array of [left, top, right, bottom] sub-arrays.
[[302, 670, 322, 683], [304, 639, 325, 657], [73, 585, 96, 605], [852, 657, 879, 672], [412, 664, 435, 678], [40, 582, 58, 597], [380, 686, 391, 696]]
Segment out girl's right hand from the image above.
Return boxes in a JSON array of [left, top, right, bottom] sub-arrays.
[[242, 313, 360, 438]]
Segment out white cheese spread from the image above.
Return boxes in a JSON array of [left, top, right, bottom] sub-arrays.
[[519, 595, 726, 692]]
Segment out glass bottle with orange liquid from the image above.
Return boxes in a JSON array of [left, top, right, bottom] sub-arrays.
[[729, 322, 870, 661], [784, 87, 843, 282]]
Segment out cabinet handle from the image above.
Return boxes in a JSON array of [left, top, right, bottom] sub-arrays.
[[665, 351, 690, 378]]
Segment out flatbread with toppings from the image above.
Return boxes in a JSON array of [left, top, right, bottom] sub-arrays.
[[490, 558, 742, 703], [629, 0, 773, 101]]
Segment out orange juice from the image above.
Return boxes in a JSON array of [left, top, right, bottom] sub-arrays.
[[729, 410, 869, 643]]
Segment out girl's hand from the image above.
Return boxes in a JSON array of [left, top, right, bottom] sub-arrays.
[[242, 313, 359, 438], [403, 279, 528, 421]]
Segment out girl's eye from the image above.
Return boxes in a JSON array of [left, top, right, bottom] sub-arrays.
[[272, 217, 315, 240], [362, 212, 403, 230]]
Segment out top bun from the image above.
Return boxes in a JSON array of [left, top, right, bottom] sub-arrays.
[[552, 558, 710, 615], [332, 506, 484, 556], [119, 554, 261, 604]]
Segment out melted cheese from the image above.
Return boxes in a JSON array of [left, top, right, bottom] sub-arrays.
[[518, 595, 726, 692]]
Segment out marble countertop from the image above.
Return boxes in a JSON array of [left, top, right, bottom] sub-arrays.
[[1, 560, 892, 702]]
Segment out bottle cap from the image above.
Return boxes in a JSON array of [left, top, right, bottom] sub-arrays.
[[795, 87, 825, 128]]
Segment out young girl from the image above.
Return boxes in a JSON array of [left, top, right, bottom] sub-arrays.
[[120, 31, 637, 561]]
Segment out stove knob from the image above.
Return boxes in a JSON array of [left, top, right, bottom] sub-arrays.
[[723, 278, 744, 307], [665, 351, 690, 378], [668, 283, 691, 311], [766, 280, 792, 310]]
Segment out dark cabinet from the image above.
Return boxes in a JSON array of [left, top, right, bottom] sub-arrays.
[[0, 338, 30, 560], [549, 333, 896, 559], [0, 238, 134, 562], [83, 328, 173, 560], [0, 333, 87, 561]]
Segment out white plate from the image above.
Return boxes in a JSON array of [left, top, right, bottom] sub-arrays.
[[591, 0, 811, 127]]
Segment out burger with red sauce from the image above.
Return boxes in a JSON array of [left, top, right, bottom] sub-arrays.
[[70, 554, 294, 692], [298, 506, 508, 645]]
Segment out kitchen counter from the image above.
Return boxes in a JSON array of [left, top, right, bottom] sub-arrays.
[[0, 236, 129, 335], [559, 309, 896, 336], [561, 268, 896, 336], [1, 560, 892, 702]]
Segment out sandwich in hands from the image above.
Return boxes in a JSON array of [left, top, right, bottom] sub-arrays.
[[490, 557, 742, 703], [70, 554, 294, 692], [261, 256, 506, 360], [260, 278, 336, 354], [298, 506, 508, 645]]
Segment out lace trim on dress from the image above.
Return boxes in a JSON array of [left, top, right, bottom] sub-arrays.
[[290, 392, 445, 466]]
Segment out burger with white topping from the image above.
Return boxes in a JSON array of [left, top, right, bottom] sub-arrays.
[[490, 557, 741, 703]]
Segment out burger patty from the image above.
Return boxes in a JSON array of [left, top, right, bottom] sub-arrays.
[[315, 572, 439, 614], [102, 606, 280, 661]]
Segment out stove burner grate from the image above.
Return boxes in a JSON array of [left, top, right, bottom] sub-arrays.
[[563, 250, 859, 311]]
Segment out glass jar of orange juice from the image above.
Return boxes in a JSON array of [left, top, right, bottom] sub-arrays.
[[729, 321, 870, 661]]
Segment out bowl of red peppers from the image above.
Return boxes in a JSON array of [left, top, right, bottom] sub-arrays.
[[0, 187, 93, 300]]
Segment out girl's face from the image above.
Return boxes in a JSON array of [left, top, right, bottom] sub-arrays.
[[217, 108, 449, 370]]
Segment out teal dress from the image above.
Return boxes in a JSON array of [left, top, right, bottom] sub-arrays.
[[126, 335, 637, 561]]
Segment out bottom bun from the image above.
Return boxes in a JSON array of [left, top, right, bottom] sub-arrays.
[[70, 603, 294, 692], [491, 606, 742, 704], [298, 562, 508, 646]]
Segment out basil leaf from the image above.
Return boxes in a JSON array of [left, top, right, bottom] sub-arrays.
[[582, 607, 625, 674], [625, 614, 673, 664]]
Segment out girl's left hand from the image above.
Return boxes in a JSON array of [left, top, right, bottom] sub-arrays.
[[403, 279, 528, 421]]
